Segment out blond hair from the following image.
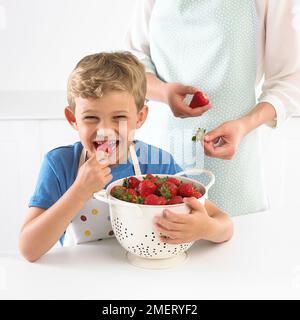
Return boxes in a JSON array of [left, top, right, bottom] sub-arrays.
[[67, 51, 146, 111]]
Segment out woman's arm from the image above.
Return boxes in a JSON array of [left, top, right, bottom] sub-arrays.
[[256, 0, 300, 128], [124, 0, 157, 75]]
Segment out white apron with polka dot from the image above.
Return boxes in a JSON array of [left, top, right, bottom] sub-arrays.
[[149, 0, 269, 216]]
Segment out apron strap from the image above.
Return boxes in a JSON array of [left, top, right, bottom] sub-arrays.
[[130, 143, 141, 176], [78, 148, 88, 172]]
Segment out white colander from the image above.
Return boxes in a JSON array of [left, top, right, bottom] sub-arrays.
[[94, 169, 215, 269]]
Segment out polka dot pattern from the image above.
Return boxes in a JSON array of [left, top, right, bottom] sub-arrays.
[[66, 197, 114, 244], [91, 208, 98, 215], [85, 230, 92, 237], [80, 215, 87, 222], [149, 0, 269, 216]]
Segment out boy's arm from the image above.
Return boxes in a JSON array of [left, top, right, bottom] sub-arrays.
[[19, 184, 86, 262], [204, 199, 234, 243], [19, 154, 112, 262]]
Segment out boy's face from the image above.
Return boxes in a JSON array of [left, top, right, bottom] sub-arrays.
[[65, 91, 148, 165]]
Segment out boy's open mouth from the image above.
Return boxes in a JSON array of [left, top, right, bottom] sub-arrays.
[[93, 139, 120, 155]]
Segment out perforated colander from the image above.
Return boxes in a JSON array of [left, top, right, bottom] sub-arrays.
[[94, 169, 215, 269]]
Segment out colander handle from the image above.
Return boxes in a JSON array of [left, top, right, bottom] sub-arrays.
[[175, 168, 215, 191], [93, 191, 143, 217]]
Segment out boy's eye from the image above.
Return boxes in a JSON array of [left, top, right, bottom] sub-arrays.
[[114, 116, 127, 120], [84, 116, 99, 121]]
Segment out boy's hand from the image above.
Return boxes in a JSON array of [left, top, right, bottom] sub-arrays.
[[72, 154, 113, 201], [154, 197, 217, 244]]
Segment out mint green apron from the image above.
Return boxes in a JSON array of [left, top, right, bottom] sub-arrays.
[[149, 0, 269, 216]]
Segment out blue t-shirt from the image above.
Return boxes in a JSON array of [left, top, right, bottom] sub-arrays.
[[29, 140, 182, 243]]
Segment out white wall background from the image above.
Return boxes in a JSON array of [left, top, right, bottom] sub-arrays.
[[0, 0, 299, 253], [0, 0, 136, 91]]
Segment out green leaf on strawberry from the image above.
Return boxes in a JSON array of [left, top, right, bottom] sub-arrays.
[[192, 128, 206, 142]]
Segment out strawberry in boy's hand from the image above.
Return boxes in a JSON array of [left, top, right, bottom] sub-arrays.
[[189, 91, 209, 108]]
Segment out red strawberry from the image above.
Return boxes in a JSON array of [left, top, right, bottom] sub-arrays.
[[168, 196, 184, 205], [192, 190, 203, 199], [138, 180, 157, 198], [144, 174, 157, 183], [178, 183, 194, 197], [166, 177, 181, 186], [189, 91, 209, 108], [122, 188, 138, 203], [111, 186, 127, 199], [155, 176, 168, 188], [144, 194, 167, 205], [123, 176, 140, 189], [158, 181, 177, 200]]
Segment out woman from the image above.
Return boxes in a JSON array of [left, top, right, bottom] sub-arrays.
[[125, 0, 300, 216]]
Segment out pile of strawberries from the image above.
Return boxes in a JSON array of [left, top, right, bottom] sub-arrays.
[[110, 174, 202, 205]]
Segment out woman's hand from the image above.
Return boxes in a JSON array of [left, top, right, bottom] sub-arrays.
[[203, 102, 277, 160], [203, 119, 249, 160], [166, 83, 212, 118]]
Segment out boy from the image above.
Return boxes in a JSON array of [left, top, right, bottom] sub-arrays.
[[19, 52, 233, 262]]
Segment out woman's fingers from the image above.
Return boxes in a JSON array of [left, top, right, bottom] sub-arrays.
[[185, 103, 212, 117], [180, 85, 199, 95], [174, 101, 212, 118], [204, 141, 236, 159], [204, 126, 225, 143]]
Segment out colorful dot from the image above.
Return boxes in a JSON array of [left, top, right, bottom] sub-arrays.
[[80, 215, 87, 222], [91, 209, 98, 215], [85, 230, 92, 237], [108, 230, 114, 236]]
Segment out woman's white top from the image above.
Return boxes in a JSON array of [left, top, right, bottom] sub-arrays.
[[125, 0, 300, 128]]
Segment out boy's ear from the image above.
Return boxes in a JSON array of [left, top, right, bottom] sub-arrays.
[[64, 107, 78, 130], [136, 105, 149, 129]]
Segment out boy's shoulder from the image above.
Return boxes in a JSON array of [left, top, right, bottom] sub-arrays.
[[45, 141, 83, 169]]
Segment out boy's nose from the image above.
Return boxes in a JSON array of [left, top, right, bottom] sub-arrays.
[[96, 128, 118, 139]]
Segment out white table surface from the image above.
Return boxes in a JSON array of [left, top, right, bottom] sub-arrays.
[[1, 207, 300, 300]]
